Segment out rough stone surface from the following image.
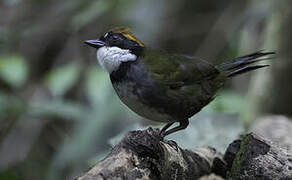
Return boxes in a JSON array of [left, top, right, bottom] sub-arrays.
[[198, 173, 225, 180], [225, 133, 292, 180], [251, 115, 292, 150], [76, 127, 225, 180], [77, 126, 292, 180]]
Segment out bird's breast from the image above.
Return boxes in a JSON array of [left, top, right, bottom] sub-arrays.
[[110, 61, 174, 122], [111, 79, 174, 122]]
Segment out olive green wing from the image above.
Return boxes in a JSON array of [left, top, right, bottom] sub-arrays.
[[142, 49, 227, 118], [142, 49, 222, 88]]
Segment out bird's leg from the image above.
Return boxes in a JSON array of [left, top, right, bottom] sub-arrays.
[[159, 122, 175, 135], [160, 119, 189, 137]]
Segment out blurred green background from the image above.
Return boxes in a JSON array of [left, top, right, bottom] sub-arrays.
[[0, 0, 291, 179]]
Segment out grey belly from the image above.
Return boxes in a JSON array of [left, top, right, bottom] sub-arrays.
[[112, 81, 174, 122]]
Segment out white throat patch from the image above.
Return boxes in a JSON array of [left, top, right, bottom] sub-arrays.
[[96, 46, 137, 73]]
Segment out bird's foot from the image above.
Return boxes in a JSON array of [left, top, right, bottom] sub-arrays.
[[167, 140, 179, 151], [159, 130, 166, 140]]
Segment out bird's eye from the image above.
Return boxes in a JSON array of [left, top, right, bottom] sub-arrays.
[[111, 35, 120, 43]]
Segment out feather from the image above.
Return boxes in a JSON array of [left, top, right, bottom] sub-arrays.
[[217, 50, 275, 77]]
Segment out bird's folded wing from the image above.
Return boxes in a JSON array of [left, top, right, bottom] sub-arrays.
[[143, 49, 220, 88]]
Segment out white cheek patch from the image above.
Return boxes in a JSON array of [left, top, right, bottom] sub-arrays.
[[96, 46, 137, 73]]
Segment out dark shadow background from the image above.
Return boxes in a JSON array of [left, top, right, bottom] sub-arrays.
[[0, 0, 291, 179]]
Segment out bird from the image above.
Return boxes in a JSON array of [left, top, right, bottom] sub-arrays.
[[84, 27, 274, 137]]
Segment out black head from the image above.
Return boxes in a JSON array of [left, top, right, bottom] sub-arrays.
[[85, 27, 144, 56]]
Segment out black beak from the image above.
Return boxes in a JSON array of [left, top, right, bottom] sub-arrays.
[[84, 39, 105, 49]]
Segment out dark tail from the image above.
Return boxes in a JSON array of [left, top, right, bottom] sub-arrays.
[[216, 50, 275, 77]]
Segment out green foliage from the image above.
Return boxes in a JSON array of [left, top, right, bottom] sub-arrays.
[[45, 62, 81, 97], [72, 1, 112, 30], [0, 56, 29, 88], [0, 170, 20, 180], [203, 90, 247, 115], [0, 91, 24, 118], [28, 99, 89, 121], [84, 66, 111, 107]]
